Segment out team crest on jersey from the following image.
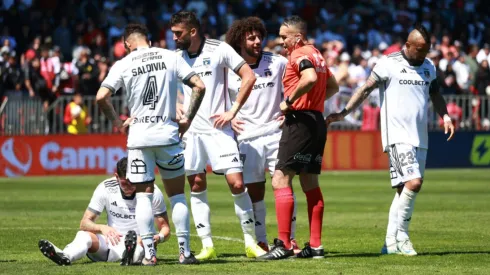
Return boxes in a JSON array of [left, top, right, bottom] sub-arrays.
[[424, 69, 430, 79], [203, 58, 211, 66], [264, 69, 272, 77]]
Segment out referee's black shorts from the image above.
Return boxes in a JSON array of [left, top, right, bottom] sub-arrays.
[[275, 110, 327, 174]]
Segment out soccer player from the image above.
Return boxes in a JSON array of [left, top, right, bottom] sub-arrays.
[[96, 23, 206, 265], [38, 157, 170, 266], [170, 11, 266, 260], [225, 16, 300, 252], [259, 16, 339, 260], [326, 24, 455, 256]]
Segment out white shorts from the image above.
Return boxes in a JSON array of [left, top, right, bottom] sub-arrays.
[[239, 131, 281, 184], [86, 233, 144, 263], [388, 143, 427, 188], [127, 144, 185, 183], [183, 131, 242, 175]]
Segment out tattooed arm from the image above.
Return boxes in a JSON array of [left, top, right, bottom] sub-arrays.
[[96, 87, 123, 128], [326, 73, 379, 125], [80, 209, 122, 245], [183, 74, 206, 121]]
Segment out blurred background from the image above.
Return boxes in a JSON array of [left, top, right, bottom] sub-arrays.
[[1, 0, 490, 136]]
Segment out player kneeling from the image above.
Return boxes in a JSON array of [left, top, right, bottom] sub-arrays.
[[38, 157, 170, 266]]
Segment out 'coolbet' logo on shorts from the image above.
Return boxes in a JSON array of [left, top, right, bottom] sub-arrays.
[[470, 135, 490, 166], [0, 138, 32, 177]]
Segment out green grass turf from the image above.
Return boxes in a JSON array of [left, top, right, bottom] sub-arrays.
[[0, 169, 489, 274]]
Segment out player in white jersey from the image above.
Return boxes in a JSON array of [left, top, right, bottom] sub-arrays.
[[170, 11, 266, 260], [38, 157, 170, 266], [225, 16, 300, 253], [327, 24, 455, 256], [96, 23, 206, 265]]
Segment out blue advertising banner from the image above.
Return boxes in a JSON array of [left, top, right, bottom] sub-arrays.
[[427, 131, 490, 168]]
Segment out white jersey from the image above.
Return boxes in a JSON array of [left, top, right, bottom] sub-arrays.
[[87, 177, 166, 236], [178, 39, 246, 134], [101, 46, 195, 149], [228, 52, 287, 141], [372, 51, 437, 151]]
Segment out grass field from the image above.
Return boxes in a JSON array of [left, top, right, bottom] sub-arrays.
[[1, 169, 490, 274]]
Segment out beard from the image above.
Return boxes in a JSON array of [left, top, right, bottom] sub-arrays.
[[176, 36, 191, 51], [244, 46, 261, 59]]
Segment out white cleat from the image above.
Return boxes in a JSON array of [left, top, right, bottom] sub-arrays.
[[381, 242, 400, 255], [397, 239, 417, 256]]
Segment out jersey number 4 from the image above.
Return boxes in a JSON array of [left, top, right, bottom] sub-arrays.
[[142, 76, 159, 110]]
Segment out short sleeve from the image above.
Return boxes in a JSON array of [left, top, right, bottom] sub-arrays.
[[101, 60, 124, 94], [219, 42, 246, 74], [176, 54, 196, 84], [87, 184, 107, 215], [291, 50, 315, 73], [152, 186, 167, 216], [371, 56, 390, 82]]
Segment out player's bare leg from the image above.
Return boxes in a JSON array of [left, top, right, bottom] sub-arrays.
[[295, 173, 325, 259], [259, 169, 295, 260], [188, 173, 216, 260], [134, 183, 157, 265], [396, 178, 423, 256], [39, 231, 99, 266], [163, 174, 198, 264], [226, 172, 266, 258]]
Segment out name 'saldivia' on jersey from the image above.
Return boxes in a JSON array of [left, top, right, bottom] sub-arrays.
[[101, 47, 195, 149]]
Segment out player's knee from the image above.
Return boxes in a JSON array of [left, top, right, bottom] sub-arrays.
[[188, 174, 207, 192], [229, 180, 245, 193], [405, 178, 423, 192], [271, 169, 292, 190]]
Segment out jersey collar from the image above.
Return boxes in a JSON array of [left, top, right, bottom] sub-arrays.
[[133, 46, 150, 52], [187, 37, 206, 58]]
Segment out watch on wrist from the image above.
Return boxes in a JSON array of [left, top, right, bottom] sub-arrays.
[[285, 96, 294, 106]]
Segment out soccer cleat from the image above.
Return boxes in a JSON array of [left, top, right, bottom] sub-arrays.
[[141, 256, 157, 266], [258, 238, 294, 260], [38, 239, 71, 266], [290, 239, 301, 254], [397, 239, 417, 256], [245, 243, 267, 258], [179, 253, 199, 264], [295, 242, 324, 259], [381, 242, 400, 255], [257, 241, 269, 252], [195, 247, 217, 260], [120, 230, 137, 266]]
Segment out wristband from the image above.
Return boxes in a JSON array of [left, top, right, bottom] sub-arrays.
[[230, 102, 240, 114], [285, 96, 294, 106], [158, 232, 166, 243], [443, 115, 452, 123]]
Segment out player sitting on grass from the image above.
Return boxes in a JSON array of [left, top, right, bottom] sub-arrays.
[[38, 157, 170, 266]]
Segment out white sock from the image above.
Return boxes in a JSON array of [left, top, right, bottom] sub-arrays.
[[190, 190, 213, 248], [136, 192, 156, 259], [171, 193, 191, 257], [233, 189, 256, 246], [63, 231, 92, 262], [133, 245, 145, 264], [397, 188, 418, 241], [291, 193, 297, 240], [386, 192, 399, 244], [252, 200, 267, 244]]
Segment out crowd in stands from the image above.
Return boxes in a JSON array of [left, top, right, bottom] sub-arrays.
[[1, 0, 490, 134]]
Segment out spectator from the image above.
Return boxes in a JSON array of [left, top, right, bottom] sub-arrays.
[[63, 93, 91, 134], [361, 98, 380, 131], [74, 48, 98, 96]]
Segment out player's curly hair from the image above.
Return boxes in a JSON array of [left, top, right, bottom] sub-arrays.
[[116, 157, 127, 178], [225, 17, 267, 53]]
